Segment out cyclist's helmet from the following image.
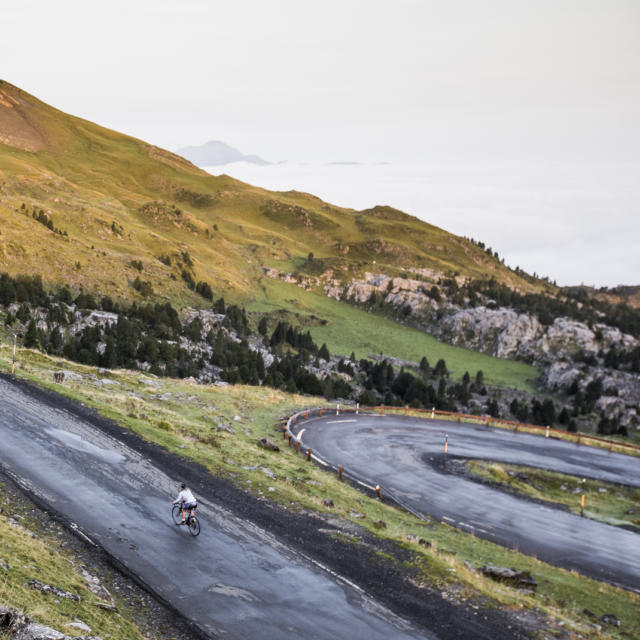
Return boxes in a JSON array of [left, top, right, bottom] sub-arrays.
[[180, 482, 186, 489]]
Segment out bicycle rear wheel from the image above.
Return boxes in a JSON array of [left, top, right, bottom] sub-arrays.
[[188, 517, 200, 537], [171, 505, 183, 525]]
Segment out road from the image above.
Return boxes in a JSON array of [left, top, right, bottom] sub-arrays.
[[0, 378, 433, 640], [291, 413, 640, 592]]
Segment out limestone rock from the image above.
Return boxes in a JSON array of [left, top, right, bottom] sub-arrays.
[[27, 580, 81, 601], [480, 565, 537, 590], [600, 613, 620, 627], [257, 437, 280, 452]]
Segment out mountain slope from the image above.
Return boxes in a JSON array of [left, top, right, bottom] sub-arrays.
[[175, 140, 271, 166], [0, 80, 552, 305]]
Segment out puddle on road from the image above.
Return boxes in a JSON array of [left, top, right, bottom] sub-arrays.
[[207, 584, 258, 602], [45, 428, 125, 464]]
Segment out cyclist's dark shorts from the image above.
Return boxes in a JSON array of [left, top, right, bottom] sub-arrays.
[[184, 501, 197, 510]]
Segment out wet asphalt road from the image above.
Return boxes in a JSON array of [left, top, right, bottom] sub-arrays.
[[292, 413, 640, 592], [0, 379, 431, 640]]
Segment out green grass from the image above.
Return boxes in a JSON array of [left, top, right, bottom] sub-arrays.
[[248, 279, 539, 391], [0, 486, 146, 639], [1, 344, 639, 638], [469, 460, 640, 528], [0, 80, 556, 308]]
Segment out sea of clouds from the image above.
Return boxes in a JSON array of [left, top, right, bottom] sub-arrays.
[[206, 161, 640, 288]]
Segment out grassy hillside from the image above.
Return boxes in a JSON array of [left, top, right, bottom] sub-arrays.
[[1, 344, 638, 639], [248, 279, 538, 390], [0, 487, 150, 640], [0, 80, 553, 308]]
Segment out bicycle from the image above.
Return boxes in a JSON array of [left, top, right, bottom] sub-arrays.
[[171, 501, 201, 536]]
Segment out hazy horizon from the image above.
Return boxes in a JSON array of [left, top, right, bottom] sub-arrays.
[[2, 0, 639, 287], [207, 157, 640, 288]]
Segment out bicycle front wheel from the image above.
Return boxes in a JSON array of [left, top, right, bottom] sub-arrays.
[[188, 517, 200, 537], [171, 505, 183, 525]]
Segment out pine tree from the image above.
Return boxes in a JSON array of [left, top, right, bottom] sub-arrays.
[[102, 337, 117, 369], [24, 319, 39, 349], [270, 321, 287, 347], [434, 359, 448, 377], [213, 297, 226, 314], [48, 326, 63, 354], [258, 316, 269, 337], [541, 398, 556, 425], [318, 343, 330, 361], [487, 398, 500, 418]]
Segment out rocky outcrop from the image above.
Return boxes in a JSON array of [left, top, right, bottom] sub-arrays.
[[266, 268, 639, 429], [430, 308, 638, 367], [342, 273, 438, 317], [434, 307, 543, 360], [541, 361, 640, 426], [0, 606, 102, 640]]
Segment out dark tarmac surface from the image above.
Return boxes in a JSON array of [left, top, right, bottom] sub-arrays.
[[0, 378, 433, 640], [292, 413, 640, 592]]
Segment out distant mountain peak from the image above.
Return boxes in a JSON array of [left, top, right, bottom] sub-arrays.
[[176, 140, 271, 167]]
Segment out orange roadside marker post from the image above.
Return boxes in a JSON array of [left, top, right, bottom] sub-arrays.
[[375, 485, 382, 499], [338, 466, 343, 481], [444, 434, 448, 455], [581, 493, 585, 517]]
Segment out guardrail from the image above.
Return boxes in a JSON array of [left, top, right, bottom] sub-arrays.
[[280, 404, 640, 522], [282, 404, 640, 459]]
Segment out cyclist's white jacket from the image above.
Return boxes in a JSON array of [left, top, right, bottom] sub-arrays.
[[175, 488, 196, 504]]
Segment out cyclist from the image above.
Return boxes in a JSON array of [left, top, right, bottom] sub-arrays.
[[173, 482, 197, 525]]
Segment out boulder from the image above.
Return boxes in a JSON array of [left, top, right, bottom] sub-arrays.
[[0, 606, 103, 640], [600, 614, 620, 627], [66, 621, 91, 633], [480, 565, 537, 590], [258, 437, 280, 452]]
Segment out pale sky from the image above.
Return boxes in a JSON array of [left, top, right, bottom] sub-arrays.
[[2, 0, 640, 285]]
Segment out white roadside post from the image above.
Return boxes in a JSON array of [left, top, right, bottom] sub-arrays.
[[11, 332, 17, 375]]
